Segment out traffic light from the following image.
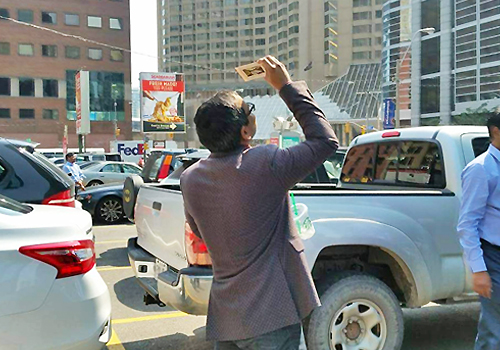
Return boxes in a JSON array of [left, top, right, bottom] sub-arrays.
[[115, 128, 120, 136], [344, 123, 351, 134]]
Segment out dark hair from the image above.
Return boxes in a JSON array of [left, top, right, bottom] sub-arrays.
[[487, 108, 500, 138], [65, 152, 74, 160], [194, 91, 249, 153]]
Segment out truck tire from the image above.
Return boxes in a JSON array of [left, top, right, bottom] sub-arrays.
[[307, 274, 404, 350], [123, 175, 144, 221]]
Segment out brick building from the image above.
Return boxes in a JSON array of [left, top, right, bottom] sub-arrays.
[[0, 0, 132, 149]]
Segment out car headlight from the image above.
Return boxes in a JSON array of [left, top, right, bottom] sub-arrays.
[[77, 194, 92, 202]]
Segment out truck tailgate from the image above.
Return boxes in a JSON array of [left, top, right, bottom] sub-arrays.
[[135, 186, 188, 270]]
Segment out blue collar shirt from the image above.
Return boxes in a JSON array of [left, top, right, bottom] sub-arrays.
[[458, 144, 500, 273], [62, 161, 85, 183]]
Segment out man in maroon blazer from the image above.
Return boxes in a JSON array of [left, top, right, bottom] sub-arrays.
[[181, 56, 339, 349]]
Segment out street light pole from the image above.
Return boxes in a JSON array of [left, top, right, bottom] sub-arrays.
[[394, 27, 435, 129]]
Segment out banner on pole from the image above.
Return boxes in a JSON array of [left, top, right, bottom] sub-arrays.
[[383, 99, 396, 130], [140, 72, 185, 133], [76, 71, 91, 135]]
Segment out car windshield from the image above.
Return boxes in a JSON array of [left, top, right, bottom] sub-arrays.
[[0, 194, 33, 214]]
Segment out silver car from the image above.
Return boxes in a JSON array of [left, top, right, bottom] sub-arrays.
[[83, 161, 142, 187]]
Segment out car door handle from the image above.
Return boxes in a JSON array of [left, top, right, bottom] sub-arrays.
[[152, 202, 162, 211]]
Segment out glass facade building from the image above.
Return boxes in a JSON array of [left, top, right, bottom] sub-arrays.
[[382, 0, 500, 126]]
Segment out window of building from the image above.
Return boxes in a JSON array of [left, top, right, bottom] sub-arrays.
[[289, 25, 299, 34], [353, 11, 372, 20], [240, 28, 252, 36], [278, 31, 287, 39], [19, 109, 35, 119], [0, 9, 10, 19], [225, 0, 237, 5], [43, 79, 58, 97], [421, 78, 440, 114], [42, 12, 57, 24], [278, 8, 287, 17], [65, 13, 79, 26], [0, 108, 10, 118], [110, 50, 124, 61], [353, 0, 371, 7], [19, 78, 34, 96], [255, 27, 265, 35], [269, 13, 278, 21], [88, 48, 103, 60], [226, 20, 238, 27], [421, 37, 440, 75], [289, 1, 299, 11], [18, 9, 33, 23], [18, 43, 34, 56], [255, 49, 265, 56], [278, 19, 287, 28], [241, 18, 253, 25], [87, 16, 102, 28], [289, 14, 299, 23], [256, 38, 266, 45], [0, 77, 10, 95], [353, 24, 372, 33], [421, 0, 441, 32], [289, 37, 299, 46], [278, 43, 287, 51], [255, 17, 265, 24], [0, 42, 10, 55], [226, 41, 238, 48], [196, 33, 209, 40], [109, 18, 123, 30], [269, 2, 277, 10], [65, 46, 80, 59], [353, 38, 371, 47], [226, 30, 238, 37], [42, 45, 57, 57], [243, 8, 253, 15], [270, 24, 277, 32], [66, 70, 125, 120], [353, 51, 372, 60], [43, 109, 59, 120], [375, 10, 382, 18]]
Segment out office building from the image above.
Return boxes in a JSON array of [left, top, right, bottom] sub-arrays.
[[382, 0, 500, 126], [0, 0, 132, 149], [158, 0, 384, 94]]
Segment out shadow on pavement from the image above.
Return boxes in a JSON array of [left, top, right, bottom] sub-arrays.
[[113, 277, 177, 313], [108, 327, 212, 350], [402, 302, 480, 350], [97, 247, 130, 267]]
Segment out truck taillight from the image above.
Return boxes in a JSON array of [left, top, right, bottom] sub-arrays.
[[19, 240, 95, 279], [185, 222, 212, 266], [42, 189, 75, 207]]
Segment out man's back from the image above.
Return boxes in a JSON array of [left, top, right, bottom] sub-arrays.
[[182, 80, 338, 342]]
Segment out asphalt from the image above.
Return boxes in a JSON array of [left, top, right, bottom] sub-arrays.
[[95, 223, 480, 350]]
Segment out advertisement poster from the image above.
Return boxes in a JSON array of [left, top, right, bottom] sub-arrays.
[[76, 71, 91, 135], [140, 72, 185, 133], [383, 99, 396, 129]]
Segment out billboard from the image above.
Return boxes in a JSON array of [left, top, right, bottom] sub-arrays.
[[140, 72, 185, 133], [76, 71, 91, 135]]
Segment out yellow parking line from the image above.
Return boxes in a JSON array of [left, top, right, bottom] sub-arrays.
[[112, 312, 189, 325], [95, 240, 128, 245], [107, 329, 126, 350], [97, 266, 131, 272]]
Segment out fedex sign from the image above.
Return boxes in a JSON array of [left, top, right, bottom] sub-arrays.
[[118, 143, 144, 156]]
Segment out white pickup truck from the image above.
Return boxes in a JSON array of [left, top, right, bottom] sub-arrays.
[[126, 126, 489, 350]]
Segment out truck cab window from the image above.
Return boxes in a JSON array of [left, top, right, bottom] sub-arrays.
[[472, 137, 490, 157], [341, 144, 375, 183]]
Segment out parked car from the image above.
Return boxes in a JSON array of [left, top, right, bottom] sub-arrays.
[[82, 162, 143, 187], [77, 153, 122, 162], [0, 138, 76, 207], [77, 150, 195, 223], [0, 194, 111, 349], [126, 126, 489, 350]]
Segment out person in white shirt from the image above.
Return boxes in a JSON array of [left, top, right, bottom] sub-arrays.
[[62, 153, 86, 192]]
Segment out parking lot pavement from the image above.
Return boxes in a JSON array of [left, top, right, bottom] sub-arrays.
[[95, 223, 480, 350]]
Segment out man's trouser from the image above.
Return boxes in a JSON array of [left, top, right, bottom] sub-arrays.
[[476, 240, 500, 350], [215, 323, 301, 350]]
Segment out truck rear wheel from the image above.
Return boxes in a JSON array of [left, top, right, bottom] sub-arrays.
[[308, 274, 404, 350]]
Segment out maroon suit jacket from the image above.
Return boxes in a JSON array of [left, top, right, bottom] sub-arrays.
[[181, 81, 339, 341]]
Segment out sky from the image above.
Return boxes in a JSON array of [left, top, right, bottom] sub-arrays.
[[130, 0, 158, 88]]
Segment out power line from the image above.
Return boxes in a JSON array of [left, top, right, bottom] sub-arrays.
[[0, 15, 341, 85]]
